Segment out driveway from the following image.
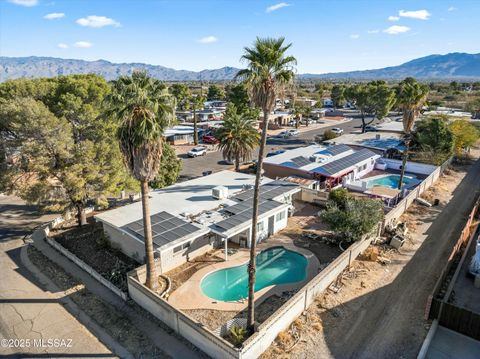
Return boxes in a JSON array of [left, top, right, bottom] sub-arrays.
[[0, 195, 115, 357]]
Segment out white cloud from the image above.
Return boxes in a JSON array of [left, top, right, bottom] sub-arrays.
[[388, 15, 400, 21], [8, 0, 38, 6], [383, 25, 411, 35], [57, 43, 68, 49], [399, 9, 431, 20], [74, 41, 92, 48], [367, 29, 379, 34], [44, 12, 64, 20], [266, 2, 291, 13], [198, 36, 218, 44], [76, 15, 120, 28], [448, 6, 456, 11], [350, 34, 360, 39]]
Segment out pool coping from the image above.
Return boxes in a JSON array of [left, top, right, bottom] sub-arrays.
[[167, 237, 321, 311]]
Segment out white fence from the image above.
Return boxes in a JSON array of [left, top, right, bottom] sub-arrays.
[[34, 208, 128, 301], [128, 234, 375, 359], [383, 156, 453, 228]]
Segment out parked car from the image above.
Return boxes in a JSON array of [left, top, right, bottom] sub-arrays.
[[202, 135, 219, 144], [266, 149, 286, 157], [302, 118, 315, 125], [288, 119, 296, 126], [287, 129, 300, 136], [278, 131, 291, 138], [330, 127, 344, 135], [187, 146, 207, 157], [364, 125, 378, 132]]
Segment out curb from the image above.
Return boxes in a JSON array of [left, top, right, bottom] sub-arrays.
[[20, 243, 134, 359]]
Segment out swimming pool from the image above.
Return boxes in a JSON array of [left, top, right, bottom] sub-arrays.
[[367, 174, 420, 189], [200, 247, 307, 302]]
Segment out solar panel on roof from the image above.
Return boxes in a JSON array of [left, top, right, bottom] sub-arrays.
[[321, 144, 351, 156], [291, 156, 312, 167], [315, 149, 376, 176], [214, 199, 285, 232], [122, 211, 203, 248]]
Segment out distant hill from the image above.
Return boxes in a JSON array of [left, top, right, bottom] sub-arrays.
[[299, 53, 480, 80], [1, 53, 480, 82], [0, 56, 240, 82]]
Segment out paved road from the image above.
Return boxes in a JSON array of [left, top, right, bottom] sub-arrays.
[[0, 195, 115, 358], [180, 114, 377, 179]]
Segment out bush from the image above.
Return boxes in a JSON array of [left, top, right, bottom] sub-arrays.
[[227, 326, 248, 347], [328, 188, 351, 209], [321, 197, 384, 243], [322, 130, 338, 141]]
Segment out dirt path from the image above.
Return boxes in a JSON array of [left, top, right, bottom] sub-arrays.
[[263, 154, 480, 359]]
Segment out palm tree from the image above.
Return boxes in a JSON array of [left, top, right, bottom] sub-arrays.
[[106, 71, 176, 289], [396, 77, 429, 190], [216, 105, 260, 171], [236, 37, 296, 332]]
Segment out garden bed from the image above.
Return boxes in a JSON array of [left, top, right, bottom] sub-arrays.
[[50, 220, 138, 292]]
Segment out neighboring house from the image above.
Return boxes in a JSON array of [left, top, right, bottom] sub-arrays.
[[196, 109, 224, 122], [263, 144, 380, 189], [164, 126, 202, 145], [204, 100, 228, 111], [295, 97, 317, 107], [176, 110, 194, 122], [267, 111, 295, 126], [95, 171, 300, 273]]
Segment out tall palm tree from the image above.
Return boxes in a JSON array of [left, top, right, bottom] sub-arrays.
[[216, 105, 260, 171], [396, 77, 429, 190], [236, 37, 296, 332], [106, 71, 176, 289]]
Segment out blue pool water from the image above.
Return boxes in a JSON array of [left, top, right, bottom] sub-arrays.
[[200, 247, 307, 302], [367, 174, 419, 189]]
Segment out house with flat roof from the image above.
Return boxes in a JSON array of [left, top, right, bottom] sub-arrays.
[[324, 131, 405, 157], [95, 171, 299, 272], [263, 144, 381, 189], [164, 126, 202, 145]]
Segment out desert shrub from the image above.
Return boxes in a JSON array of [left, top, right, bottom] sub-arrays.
[[322, 130, 337, 141], [321, 197, 384, 243], [227, 326, 248, 347], [328, 188, 351, 209]]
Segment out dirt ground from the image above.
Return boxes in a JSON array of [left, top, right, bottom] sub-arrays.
[[262, 150, 480, 359], [51, 220, 138, 291], [185, 292, 294, 332], [163, 251, 224, 295], [281, 202, 343, 265]]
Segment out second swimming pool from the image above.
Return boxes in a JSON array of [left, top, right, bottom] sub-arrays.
[[200, 247, 307, 302], [367, 174, 420, 189]]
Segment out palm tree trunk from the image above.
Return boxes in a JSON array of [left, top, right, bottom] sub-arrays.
[[397, 137, 410, 190], [235, 154, 240, 172], [76, 203, 87, 227], [193, 107, 198, 145], [247, 109, 269, 333], [141, 180, 157, 290]]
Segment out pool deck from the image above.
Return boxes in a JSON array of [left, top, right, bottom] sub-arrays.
[[167, 237, 321, 311]]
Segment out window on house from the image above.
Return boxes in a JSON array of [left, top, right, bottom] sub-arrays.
[[276, 211, 286, 222], [173, 245, 182, 253], [256, 222, 264, 232]]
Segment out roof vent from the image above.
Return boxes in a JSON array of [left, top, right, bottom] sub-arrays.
[[212, 186, 228, 200]]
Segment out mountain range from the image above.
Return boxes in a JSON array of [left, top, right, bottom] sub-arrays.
[[1, 52, 479, 82]]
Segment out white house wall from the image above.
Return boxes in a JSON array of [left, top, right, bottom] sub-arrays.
[[382, 158, 437, 175], [102, 222, 145, 263], [160, 234, 213, 273]]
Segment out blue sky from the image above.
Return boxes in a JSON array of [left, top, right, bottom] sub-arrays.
[[1, 0, 479, 73]]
